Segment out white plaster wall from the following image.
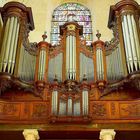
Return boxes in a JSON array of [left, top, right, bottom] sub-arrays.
[[1, 0, 140, 43]]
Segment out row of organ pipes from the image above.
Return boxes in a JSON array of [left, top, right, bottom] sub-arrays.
[[66, 33, 76, 80], [122, 14, 140, 73], [0, 0, 140, 116]]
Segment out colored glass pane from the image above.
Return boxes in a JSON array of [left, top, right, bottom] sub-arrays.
[[51, 3, 93, 45]]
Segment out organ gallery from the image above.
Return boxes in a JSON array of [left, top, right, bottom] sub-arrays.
[[0, 0, 139, 140]]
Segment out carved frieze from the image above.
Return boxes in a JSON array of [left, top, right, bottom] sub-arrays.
[[0, 103, 20, 118], [31, 103, 49, 119], [120, 103, 140, 118], [90, 102, 108, 119]]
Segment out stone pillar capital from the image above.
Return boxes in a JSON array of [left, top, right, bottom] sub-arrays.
[[23, 129, 39, 140], [99, 129, 116, 140]]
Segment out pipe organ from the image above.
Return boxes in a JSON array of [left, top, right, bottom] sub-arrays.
[[0, 0, 140, 125]]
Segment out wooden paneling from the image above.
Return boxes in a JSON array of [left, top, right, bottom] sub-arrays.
[[0, 99, 139, 123]]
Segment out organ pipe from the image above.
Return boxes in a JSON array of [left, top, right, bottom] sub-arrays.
[[106, 44, 124, 81], [82, 90, 88, 115], [67, 97, 72, 115], [108, 0, 140, 74], [66, 34, 76, 80], [92, 32, 107, 83], [0, 2, 34, 75], [18, 46, 36, 81], [52, 90, 58, 115], [35, 33, 49, 82], [60, 23, 82, 81], [0, 13, 3, 39]]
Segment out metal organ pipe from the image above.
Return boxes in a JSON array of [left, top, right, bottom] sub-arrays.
[[66, 34, 76, 80], [122, 20, 131, 73], [127, 14, 138, 70], [67, 97, 72, 115], [96, 48, 104, 80], [66, 36, 69, 78], [0, 18, 10, 72], [52, 90, 58, 115], [131, 15, 140, 68], [8, 17, 17, 72], [35, 33, 49, 82], [0, 2, 35, 76], [106, 44, 124, 81], [0, 16, 19, 74], [82, 90, 88, 115], [122, 15, 133, 72], [122, 13, 140, 73], [0, 13, 3, 27], [38, 49, 46, 80]]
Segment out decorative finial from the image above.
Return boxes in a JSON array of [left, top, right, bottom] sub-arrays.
[[54, 74, 58, 81], [42, 31, 47, 41], [83, 74, 87, 81], [96, 30, 101, 40]]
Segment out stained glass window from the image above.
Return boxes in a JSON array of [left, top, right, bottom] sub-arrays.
[[51, 3, 93, 46]]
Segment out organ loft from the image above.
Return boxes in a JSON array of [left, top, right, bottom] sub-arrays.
[[0, 0, 140, 140]]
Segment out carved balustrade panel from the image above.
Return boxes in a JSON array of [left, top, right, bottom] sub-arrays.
[[89, 100, 140, 121], [0, 100, 139, 123], [0, 101, 50, 123]]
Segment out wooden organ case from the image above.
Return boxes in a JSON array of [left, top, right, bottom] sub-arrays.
[[0, 0, 139, 139]]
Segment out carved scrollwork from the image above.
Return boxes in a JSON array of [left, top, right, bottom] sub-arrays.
[[91, 103, 107, 119], [22, 22, 38, 56], [32, 103, 48, 118], [120, 103, 140, 118], [0, 72, 35, 95], [101, 71, 140, 97], [3, 104, 17, 115], [105, 21, 119, 52]]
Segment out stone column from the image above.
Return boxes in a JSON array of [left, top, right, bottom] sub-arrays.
[[99, 129, 116, 140], [23, 129, 39, 140]]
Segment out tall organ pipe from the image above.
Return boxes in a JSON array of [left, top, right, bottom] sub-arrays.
[[66, 34, 76, 80], [82, 90, 88, 115], [93, 39, 106, 82], [106, 44, 124, 81], [52, 90, 58, 115], [122, 14, 140, 73], [0, 2, 35, 75], [108, 0, 140, 74], [35, 33, 49, 82]]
